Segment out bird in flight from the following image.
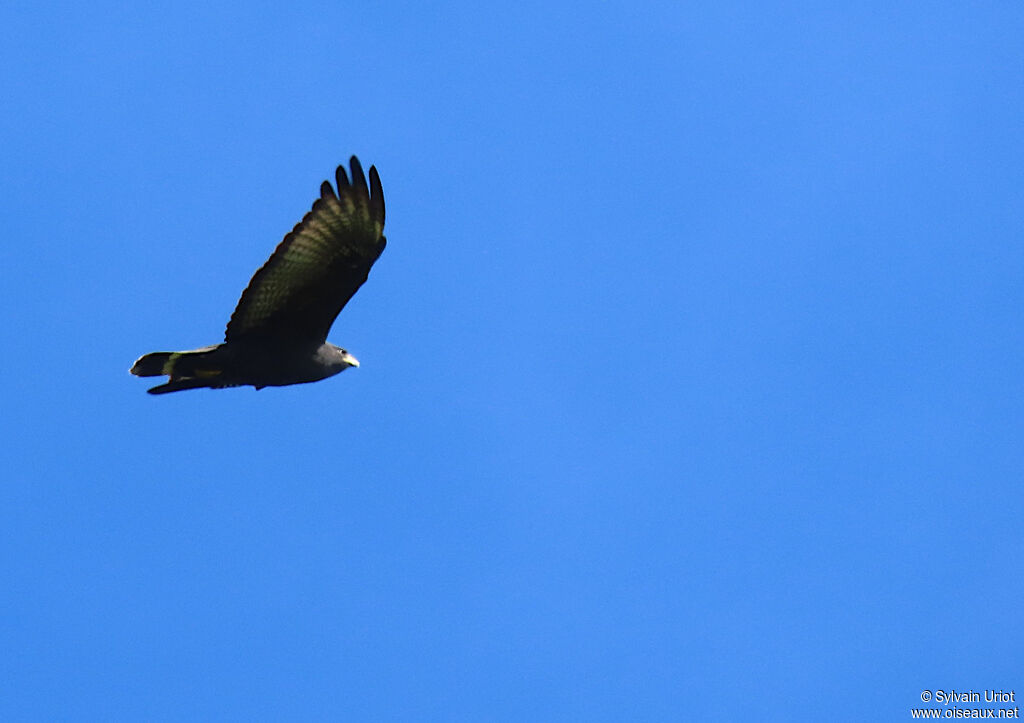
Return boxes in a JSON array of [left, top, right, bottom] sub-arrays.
[[131, 156, 386, 395]]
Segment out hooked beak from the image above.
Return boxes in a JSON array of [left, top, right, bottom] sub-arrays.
[[342, 352, 360, 368]]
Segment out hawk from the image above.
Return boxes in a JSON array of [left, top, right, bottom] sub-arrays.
[[131, 156, 386, 394]]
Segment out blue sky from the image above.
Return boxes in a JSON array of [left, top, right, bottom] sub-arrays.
[[1, 1, 1022, 720]]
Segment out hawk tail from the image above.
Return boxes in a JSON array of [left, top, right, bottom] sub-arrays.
[[130, 351, 174, 377], [130, 345, 226, 394], [145, 378, 220, 395]]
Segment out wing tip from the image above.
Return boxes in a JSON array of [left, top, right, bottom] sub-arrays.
[[368, 164, 385, 226], [334, 156, 384, 227], [349, 156, 368, 192]]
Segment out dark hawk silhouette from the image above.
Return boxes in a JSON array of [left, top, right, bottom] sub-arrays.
[[131, 156, 386, 395]]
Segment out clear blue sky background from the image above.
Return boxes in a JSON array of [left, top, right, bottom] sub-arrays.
[[1, 2, 1022, 720]]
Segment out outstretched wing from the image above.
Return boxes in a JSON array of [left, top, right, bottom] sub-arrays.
[[224, 156, 386, 344]]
